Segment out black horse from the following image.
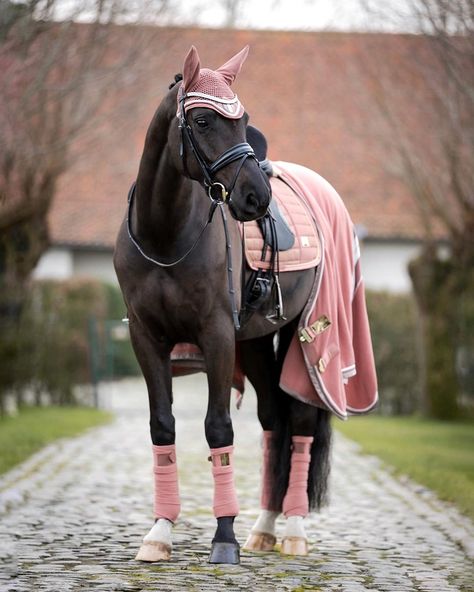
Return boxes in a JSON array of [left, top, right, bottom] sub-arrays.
[[114, 46, 332, 565]]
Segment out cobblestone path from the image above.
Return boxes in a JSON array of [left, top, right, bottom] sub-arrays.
[[0, 377, 473, 592]]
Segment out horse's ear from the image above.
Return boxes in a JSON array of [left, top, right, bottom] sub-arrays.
[[182, 46, 201, 92], [216, 46, 249, 86]]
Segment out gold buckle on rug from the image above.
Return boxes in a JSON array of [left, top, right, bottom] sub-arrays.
[[299, 316, 331, 343]]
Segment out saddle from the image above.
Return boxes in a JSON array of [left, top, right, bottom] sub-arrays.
[[244, 174, 321, 272], [241, 173, 321, 322], [256, 196, 295, 252]]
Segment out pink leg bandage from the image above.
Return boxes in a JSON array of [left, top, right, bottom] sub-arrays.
[[282, 436, 314, 518], [209, 445, 239, 518], [261, 431, 280, 511], [152, 444, 180, 523]]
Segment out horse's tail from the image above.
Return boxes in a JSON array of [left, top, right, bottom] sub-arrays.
[[269, 397, 332, 512]]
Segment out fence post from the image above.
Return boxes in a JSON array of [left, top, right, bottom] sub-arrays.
[[88, 316, 101, 408]]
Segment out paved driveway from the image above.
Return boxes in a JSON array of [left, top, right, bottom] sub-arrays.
[[0, 376, 472, 591]]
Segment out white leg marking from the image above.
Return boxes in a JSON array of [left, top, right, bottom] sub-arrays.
[[143, 518, 173, 547], [252, 510, 280, 536], [135, 518, 174, 561], [281, 515, 309, 555], [283, 515, 306, 539], [243, 510, 280, 552]]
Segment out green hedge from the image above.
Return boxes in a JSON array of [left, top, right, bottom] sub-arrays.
[[102, 283, 140, 378], [365, 290, 422, 415], [1, 281, 422, 415], [0, 279, 139, 412]]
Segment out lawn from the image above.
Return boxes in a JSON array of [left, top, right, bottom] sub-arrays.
[[336, 415, 474, 520], [0, 406, 112, 475]]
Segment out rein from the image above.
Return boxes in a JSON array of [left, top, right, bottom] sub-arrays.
[[127, 182, 219, 268], [127, 182, 242, 329]]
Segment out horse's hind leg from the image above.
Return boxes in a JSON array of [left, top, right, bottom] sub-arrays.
[[239, 331, 283, 552], [280, 399, 331, 556], [128, 324, 178, 562], [240, 328, 332, 557], [279, 398, 318, 556]]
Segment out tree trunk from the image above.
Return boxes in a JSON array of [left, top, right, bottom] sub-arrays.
[[409, 243, 473, 419], [0, 214, 49, 411]]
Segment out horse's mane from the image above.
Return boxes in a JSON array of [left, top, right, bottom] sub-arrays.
[[169, 73, 183, 90]]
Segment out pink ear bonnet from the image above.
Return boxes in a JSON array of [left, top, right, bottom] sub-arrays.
[[178, 46, 249, 119]]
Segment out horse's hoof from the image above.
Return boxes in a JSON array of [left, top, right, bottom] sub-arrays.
[[135, 541, 171, 562], [243, 531, 277, 552], [281, 536, 309, 556], [208, 541, 240, 564]]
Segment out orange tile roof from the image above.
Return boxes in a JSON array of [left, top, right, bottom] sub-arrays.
[[50, 26, 430, 248]]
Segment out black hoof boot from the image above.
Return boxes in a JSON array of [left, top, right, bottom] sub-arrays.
[[208, 541, 240, 564]]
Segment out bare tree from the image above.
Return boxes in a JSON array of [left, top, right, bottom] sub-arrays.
[[220, 0, 246, 27], [0, 1, 172, 295], [0, 0, 173, 405], [357, 0, 474, 418], [219, 0, 282, 28]]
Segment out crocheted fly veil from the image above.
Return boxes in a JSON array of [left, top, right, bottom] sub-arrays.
[[179, 45, 249, 119]]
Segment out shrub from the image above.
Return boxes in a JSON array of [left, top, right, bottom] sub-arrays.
[[0, 279, 139, 412], [101, 283, 140, 379], [19, 279, 108, 406], [365, 290, 422, 415], [1, 281, 425, 416]]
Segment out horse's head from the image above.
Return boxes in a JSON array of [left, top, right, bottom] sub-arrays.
[[171, 46, 271, 222]]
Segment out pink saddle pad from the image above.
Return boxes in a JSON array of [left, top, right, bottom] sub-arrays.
[[244, 175, 321, 272]]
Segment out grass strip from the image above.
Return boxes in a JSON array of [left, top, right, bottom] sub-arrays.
[[0, 406, 112, 475], [336, 415, 474, 520]]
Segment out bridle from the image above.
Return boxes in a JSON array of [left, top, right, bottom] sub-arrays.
[[177, 89, 260, 205], [127, 88, 271, 331]]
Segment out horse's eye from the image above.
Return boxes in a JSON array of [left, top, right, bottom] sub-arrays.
[[195, 118, 208, 128]]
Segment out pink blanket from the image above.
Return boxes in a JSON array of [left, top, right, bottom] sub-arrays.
[[274, 162, 378, 418]]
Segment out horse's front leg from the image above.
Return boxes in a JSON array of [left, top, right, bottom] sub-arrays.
[[200, 327, 240, 565], [128, 323, 179, 563]]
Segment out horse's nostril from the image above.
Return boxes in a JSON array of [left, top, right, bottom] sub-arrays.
[[247, 193, 259, 209]]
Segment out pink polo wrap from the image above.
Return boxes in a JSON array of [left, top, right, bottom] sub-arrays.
[[152, 444, 181, 523], [282, 436, 314, 517], [209, 445, 239, 518]]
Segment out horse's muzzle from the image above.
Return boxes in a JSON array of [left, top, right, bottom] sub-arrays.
[[228, 195, 269, 222]]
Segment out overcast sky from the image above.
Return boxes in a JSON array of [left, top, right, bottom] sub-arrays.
[[166, 0, 414, 32], [55, 0, 416, 32]]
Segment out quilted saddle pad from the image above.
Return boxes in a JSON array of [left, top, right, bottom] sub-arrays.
[[244, 175, 321, 272]]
